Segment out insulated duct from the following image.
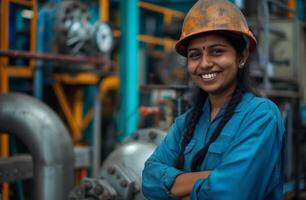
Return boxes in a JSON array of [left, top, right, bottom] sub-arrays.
[[0, 93, 74, 200]]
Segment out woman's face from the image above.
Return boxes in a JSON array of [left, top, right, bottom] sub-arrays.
[[187, 34, 243, 97]]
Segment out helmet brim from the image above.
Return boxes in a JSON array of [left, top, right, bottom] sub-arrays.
[[175, 29, 257, 57]]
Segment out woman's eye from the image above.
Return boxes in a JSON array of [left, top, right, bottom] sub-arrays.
[[210, 49, 224, 55], [188, 51, 201, 59]]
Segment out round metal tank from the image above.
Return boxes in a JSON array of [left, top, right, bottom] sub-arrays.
[[99, 128, 166, 200]]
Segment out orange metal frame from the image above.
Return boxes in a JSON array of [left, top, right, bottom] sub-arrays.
[[112, 2, 185, 49], [139, 1, 184, 23], [53, 73, 101, 143], [139, 1, 184, 50], [100, 0, 109, 22], [138, 2, 184, 49], [287, 0, 296, 18], [0, 0, 37, 199]]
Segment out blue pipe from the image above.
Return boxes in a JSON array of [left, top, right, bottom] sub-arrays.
[[118, 0, 139, 140], [9, 4, 14, 50], [35, 5, 50, 99]]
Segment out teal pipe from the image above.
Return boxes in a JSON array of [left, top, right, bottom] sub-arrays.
[[229, 0, 244, 8], [118, 0, 139, 140], [297, 0, 305, 21]]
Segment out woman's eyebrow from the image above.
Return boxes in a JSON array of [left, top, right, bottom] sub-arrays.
[[208, 43, 227, 48], [187, 48, 199, 52], [188, 43, 227, 52]]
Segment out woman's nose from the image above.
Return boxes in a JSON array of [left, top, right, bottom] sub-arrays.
[[199, 52, 213, 69]]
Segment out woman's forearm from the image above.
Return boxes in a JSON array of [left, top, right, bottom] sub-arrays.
[[170, 171, 211, 197]]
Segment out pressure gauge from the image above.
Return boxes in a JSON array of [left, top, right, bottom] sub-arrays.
[[95, 22, 113, 54]]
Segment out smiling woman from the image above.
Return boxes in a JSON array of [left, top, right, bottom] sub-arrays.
[[187, 34, 243, 99], [142, 0, 285, 200]]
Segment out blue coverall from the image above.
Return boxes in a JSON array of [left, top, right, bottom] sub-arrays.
[[142, 93, 285, 200]]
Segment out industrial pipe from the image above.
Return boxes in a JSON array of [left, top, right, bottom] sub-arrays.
[[0, 93, 74, 200], [0, 49, 110, 65]]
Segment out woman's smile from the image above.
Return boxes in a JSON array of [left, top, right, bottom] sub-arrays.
[[200, 72, 220, 82]]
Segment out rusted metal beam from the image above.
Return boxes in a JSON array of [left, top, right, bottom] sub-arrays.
[[0, 50, 110, 66]]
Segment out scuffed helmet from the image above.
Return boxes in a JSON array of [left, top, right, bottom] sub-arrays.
[[175, 0, 257, 57]]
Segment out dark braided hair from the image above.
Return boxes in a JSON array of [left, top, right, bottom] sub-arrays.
[[175, 31, 251, 171], [176, 89, 207, 170]]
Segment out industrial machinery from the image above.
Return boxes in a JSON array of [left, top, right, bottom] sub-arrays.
[[54, 0, 113, 56], [35, 0, 115, 178], [2, 1, 306, 199], [0, 1, 114, 199], [0, 91, 167, 200], [69, 128, 166, 200], [254, 18, 305, 82]]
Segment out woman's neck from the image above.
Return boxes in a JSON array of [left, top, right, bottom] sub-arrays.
[[208, 84, 236, 121]]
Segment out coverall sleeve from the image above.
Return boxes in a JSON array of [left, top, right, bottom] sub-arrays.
[[191, 106, 285, 200], [142, 114, 187, 200]]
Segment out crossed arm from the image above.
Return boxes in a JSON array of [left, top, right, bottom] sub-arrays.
[[170, 171, 211, 198]]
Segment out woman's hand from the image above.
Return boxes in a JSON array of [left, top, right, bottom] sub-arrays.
[[182, 196, 190, 200], [170, 171, 211, 198]]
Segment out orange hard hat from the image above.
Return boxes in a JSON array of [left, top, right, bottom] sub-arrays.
[[175, 0, 257, 57]]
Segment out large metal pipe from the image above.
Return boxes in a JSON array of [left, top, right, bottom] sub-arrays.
[[0, 93, 74, 200]]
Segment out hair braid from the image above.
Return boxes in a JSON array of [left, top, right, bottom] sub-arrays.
[[191, 86, 245, 171], [175, 89, 207, 170]]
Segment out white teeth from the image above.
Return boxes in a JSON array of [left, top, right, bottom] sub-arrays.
[[201, 73, 217, 79]]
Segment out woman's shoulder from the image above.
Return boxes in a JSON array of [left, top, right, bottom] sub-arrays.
[[238, 92, 285, 137], [174, 107, 194, 125], [240, 92, 281, 117]]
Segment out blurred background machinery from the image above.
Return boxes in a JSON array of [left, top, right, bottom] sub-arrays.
[[69, 128, 166, 200], [1, 0, 306, 200], [54, 0, 113, 56]]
